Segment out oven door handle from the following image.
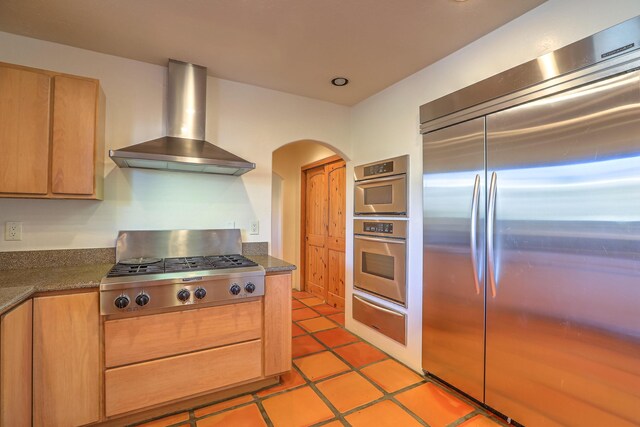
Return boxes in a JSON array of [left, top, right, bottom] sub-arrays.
[[355, 174, 405, 186], [353, 295, 403, 317], [354, 235, 405, 245]]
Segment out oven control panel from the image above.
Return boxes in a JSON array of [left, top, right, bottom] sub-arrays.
[[364, 222, 394, 234], [355, 219, 407, 239], [354, 155, 408, 181], [100, 274, 265, 316], [364, 161, 394, 177]]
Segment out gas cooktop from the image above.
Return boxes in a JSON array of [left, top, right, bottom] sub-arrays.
[[106, 254, 258, 278], [100, 229, 266, 316]]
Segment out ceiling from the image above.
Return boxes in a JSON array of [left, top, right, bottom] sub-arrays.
[[0, 0, 546, 105]]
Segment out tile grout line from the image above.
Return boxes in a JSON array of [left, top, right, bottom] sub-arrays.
[[291, 305, 413, 426], [388, 395, 431, 427], [255, 399, 275, 427], [139, 294, 504, 427], [291, 294, 505, 426], [300, 308, 428, 426], [291, 298, 486, 427]]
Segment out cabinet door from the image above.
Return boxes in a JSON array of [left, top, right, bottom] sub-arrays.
[[105, 340, 262, 417], [0, 300, 33, 427], [264, 273, 292, 376], [34, 292, 100, 427], [51, 75, 98, 195], [0, 65, 50, 194], [105, 300, 262, 367]]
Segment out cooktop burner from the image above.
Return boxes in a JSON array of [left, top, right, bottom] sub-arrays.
[[164, 256, 211, 273], [119, 257, 163, 265], [107, 263, 165, 277], [206, 254, 259, 269], [106, 254, 258, 278]]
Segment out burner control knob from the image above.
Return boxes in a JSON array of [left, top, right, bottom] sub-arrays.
[[114, 295, 130, 309], [135, 293, 150, 306], [229, 284, 242, 295], [194, 287, 207, 300], [177, 289, 191, 302], [245, 282, 256, 294]]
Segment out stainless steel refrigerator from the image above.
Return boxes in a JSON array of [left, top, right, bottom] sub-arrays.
[[421, 17, 640, 427]]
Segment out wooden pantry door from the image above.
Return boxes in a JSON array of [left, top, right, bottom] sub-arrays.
[[302, 156, 346, 308], [326, 161, 346, 308]]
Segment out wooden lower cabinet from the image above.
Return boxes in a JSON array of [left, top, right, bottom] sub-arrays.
[[33, 292, 100, 427], [264, 273, 292, 376], [0, 300, 33, 427], [0, 271, 293, 425], [105, 340, 262, 417], [104, 300, 262, 368]]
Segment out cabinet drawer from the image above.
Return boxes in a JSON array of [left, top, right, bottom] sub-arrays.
[[105, 339, 262, 416], [353, 294, 406, 344], [105, 300, 262, 367]]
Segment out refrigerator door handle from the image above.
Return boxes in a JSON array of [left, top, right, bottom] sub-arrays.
[[487, 171, 498, 297], [469, 174, 481, 295]]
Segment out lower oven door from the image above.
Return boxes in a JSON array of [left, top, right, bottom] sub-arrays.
[[354, 235, 406, 305]]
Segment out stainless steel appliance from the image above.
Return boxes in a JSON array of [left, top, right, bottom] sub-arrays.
[[354, 155, 408, 215], [354, 219, 406, 306], [110, 60, 255, 176], [352, 294, 406, 344], [421, 16, 640, 427], [100, 229, 265, 316]]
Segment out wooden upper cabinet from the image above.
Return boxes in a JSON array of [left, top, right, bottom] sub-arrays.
[[0, 65, 50, 195], [52, 75, 98, 195], [0, 62, 104, 199]]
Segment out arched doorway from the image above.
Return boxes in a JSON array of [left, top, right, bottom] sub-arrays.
[[272, 140, 347, 308]]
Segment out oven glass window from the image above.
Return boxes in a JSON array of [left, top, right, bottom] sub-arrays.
[[362, 252, 394, 280], [364, 185, 392, 205]]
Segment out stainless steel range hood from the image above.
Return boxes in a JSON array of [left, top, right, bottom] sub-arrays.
[[110, 60, 255, 176]]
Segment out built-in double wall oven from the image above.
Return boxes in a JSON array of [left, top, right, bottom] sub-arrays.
[[353, 155, 408, 344]]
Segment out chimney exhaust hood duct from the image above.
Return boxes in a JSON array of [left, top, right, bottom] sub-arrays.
[[109, 59, 256, 176]]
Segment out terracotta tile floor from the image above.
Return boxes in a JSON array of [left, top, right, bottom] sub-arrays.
[[133, 292, 509, 427]]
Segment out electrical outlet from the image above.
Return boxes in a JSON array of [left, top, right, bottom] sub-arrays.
[[249, 220, 259, 235], [5, 222, 22, 241]]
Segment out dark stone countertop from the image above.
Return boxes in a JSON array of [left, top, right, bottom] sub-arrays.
[[247, 255, 297, 273], [0, 255, 295, 315], [0, 263, 112, 315]]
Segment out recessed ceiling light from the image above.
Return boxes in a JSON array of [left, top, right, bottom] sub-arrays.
[[331, 77, 349, 87]]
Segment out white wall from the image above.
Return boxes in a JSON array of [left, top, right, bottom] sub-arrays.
[[3, 0, 640, 372], [347, 0, 640, 371], [0, 32, 351, 251], [272, 141, 338, 289]]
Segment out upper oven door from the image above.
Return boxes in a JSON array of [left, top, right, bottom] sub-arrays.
[[354, 235, 406, 305], [354, 175, 407, 215]]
